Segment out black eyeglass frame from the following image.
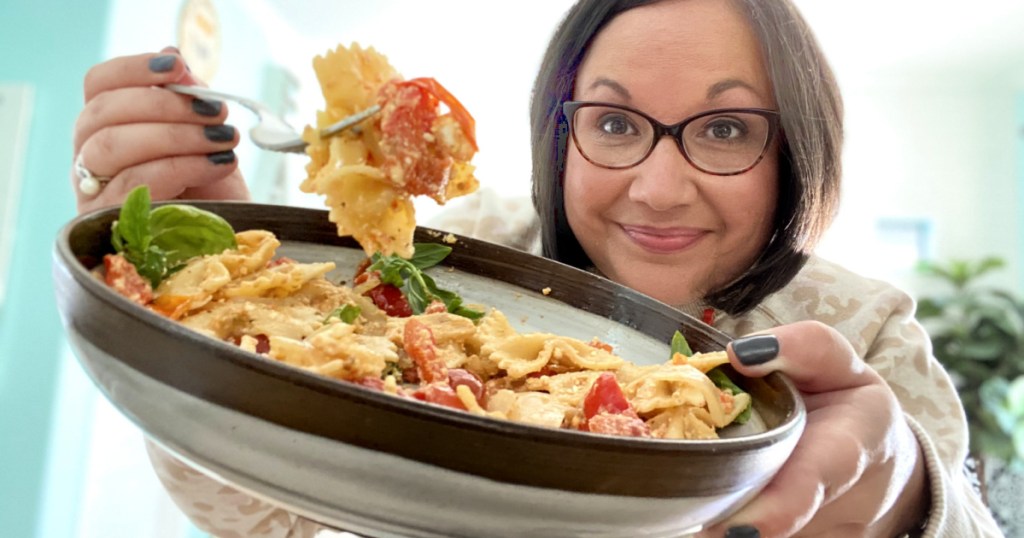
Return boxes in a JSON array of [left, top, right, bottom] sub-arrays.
[[562, 101, 781, 176]]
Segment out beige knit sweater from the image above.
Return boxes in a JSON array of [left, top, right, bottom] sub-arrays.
[[148, 189, 1002, 537]]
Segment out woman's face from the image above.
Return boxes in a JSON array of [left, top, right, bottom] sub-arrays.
[[565, 0, 779, 306]]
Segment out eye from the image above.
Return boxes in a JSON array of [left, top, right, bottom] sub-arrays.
[[597, 113, 640, 136], [701, 117, 748, 140]]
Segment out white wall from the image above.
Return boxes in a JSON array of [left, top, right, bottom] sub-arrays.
[[796, 1, 1024, 295], [246, 0, 579, 219], [821, 78, 1022, 295], [251, 0, 1024, 296]]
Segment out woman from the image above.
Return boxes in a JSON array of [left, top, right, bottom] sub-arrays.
[[71, 0, 1002, 536]]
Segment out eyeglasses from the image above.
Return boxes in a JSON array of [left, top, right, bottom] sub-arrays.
[[563, 101, 780, 176]]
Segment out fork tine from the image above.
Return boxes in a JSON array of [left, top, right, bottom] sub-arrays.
[[320, 105, 382, 137]]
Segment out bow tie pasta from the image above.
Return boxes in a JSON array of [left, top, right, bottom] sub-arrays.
[[101, 217, 752, 440], [300, 44, 480, 259]]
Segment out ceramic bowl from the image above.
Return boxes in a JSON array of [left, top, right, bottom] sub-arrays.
[[53, 202, 805, 538]]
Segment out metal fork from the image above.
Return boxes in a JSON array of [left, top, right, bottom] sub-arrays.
[[164, 84, 380, 154]]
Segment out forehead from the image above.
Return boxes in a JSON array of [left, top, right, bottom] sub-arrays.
[[577, 0, 774, 110]]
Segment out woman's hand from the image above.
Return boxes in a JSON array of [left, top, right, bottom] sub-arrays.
[[698, 321, 928, 538], [73, 47, 250, 214]]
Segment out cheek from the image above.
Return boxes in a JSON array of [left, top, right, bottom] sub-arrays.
[[563, 152, 584, 221], [720, 159, 779, 249], [563, 149, 606, 232]]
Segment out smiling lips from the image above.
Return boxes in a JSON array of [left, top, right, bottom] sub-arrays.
[[620, 224, 707, 253]]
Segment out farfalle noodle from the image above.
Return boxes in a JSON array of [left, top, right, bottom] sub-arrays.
[[111, 229, 750, 440]]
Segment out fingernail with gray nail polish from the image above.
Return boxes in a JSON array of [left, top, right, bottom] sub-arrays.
[[148, 54, 177, 73], [204, 125, 236, 142], [207, 150, 236, 165], [725, 525, 760, 538], [192, 98, 223, 117], [732, 334, 779, 366]]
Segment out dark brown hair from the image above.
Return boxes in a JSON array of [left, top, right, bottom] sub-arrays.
[[529, 0, 843, 315]]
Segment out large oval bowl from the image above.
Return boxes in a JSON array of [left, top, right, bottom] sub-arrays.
[[53, 202, 805, 538]]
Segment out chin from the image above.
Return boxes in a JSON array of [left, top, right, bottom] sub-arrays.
[[612, 268, 703, 307]]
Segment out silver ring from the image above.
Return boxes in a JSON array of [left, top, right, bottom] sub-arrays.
[[75, 153, 113, 197]]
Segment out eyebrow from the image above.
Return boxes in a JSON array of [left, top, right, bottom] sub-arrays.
[[707, 79, 759, 101], [586, 77, 632, 100], [586, 76, 762, 103]]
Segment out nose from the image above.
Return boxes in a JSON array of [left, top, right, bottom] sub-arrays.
[[626, 136, 700, 211]]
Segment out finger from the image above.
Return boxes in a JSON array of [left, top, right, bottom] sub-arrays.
[[84, 50, 192, 102], [727, 321, 882, 394], [158, 46, 203, 87], [77, 122, 238, 180], [700, 383, 901, 532], [74, 86, 228, 153], [181, 171, 251, 201], [76, 152, 238, 213]]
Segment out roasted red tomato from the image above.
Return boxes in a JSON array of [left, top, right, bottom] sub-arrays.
[[103, 253, 153, 306], [247, 334, 271, 354], [354, 376, 386, 391], [412, 382, 466, 410], [586, 413, 652, 438], [403, 318, 447, 384], [377, 77, 477, 200], [448, 368, 485, 406], [398, 77, 477, 150], [583, 372, 633, 418], [367, 283, 413, 317], [581, 372, 651, 437]]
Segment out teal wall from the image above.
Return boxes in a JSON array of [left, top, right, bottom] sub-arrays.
[[0, 1, 279, 535], [0, 2, 111, 537]]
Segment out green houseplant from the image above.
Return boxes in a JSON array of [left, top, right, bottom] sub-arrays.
[[915, 257, 1024, 469]]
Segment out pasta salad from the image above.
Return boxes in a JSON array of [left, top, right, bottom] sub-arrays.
[[99, 187, 752, 440]]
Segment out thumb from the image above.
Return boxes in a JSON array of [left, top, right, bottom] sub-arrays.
[[727, 320, 880, 394]]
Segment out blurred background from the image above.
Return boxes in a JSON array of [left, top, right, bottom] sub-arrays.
[[1, 0, 1022, 536]]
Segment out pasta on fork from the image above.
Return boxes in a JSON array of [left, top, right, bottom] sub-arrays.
[[300, 44, 480, 259]]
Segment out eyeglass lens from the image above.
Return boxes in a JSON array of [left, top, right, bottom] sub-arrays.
[[571, 104, 772, 174]]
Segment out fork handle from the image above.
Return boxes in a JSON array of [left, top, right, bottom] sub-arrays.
[[163, 84, 264, 115]]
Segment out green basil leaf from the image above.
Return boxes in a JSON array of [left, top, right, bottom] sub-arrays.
[[367, 245, 478, 320], [367, 254, 408, 287], [111, 221, 125, 253], [409, 243, 452, 270], [707, 368, 752, 424], [324, 304, 361, 324], [421, 273, 483, 320], [127, 245, 168, 287], [421, 273, 455, 302], [150, 204, 237, 267], [405, 277, 430, 314], [112, 185, 153, 255], [450, 305, 485, 320], [670, 330, 693, 358]]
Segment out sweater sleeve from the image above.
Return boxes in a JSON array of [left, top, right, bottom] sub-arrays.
[[715, 257, 1003, 536], [146, 440, 334, 537], [861, 288, 1003, 537]]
